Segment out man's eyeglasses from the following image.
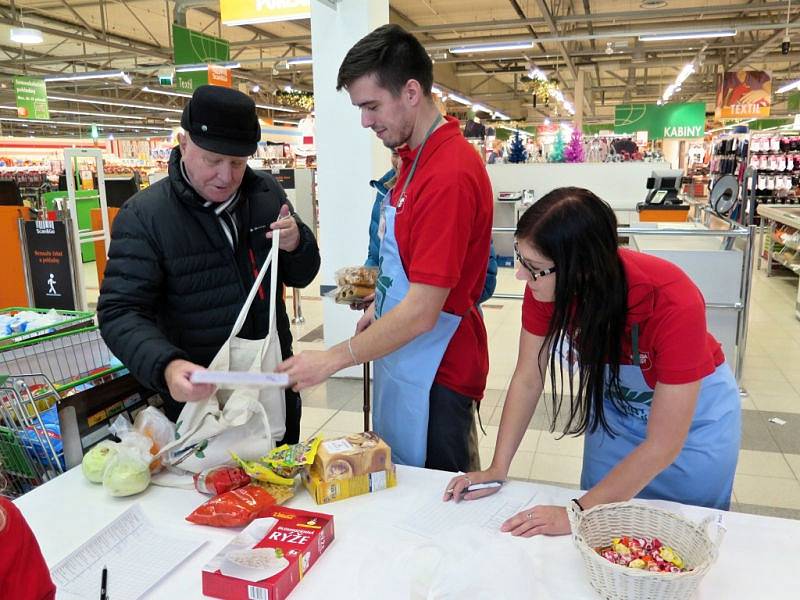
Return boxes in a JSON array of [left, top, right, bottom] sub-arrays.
[[514, 241, 557, 281]]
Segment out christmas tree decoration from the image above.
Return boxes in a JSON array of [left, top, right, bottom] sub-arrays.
[[564, 128, 585, 163], [508, 131, 528, 163], [549, 129, 566, 162]]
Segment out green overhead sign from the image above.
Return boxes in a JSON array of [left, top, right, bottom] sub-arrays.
[[172, 24, 230, 91], [615, 102, 706, 139], [14, 77, 49, 119]]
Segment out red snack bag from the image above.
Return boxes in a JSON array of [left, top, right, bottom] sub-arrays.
[[186, 484, 276, 527], [193, 466, 251, 495]]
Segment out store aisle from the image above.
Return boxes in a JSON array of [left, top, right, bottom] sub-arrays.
[[293, 264, 800, 521]]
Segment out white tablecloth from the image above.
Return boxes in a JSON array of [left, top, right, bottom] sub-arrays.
[[15, 465, 800, 598]]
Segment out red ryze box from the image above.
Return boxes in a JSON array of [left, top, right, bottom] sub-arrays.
[[202, 506, 334, 600]]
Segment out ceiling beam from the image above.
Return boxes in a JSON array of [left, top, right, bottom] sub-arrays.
[[729, 14, 800, 70], [0, 15, 170, 59]]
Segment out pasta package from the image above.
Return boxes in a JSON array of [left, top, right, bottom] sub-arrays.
[[202, 506, 334, 600]]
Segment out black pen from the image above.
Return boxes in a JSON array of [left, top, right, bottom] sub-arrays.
[[100, 566, 107, 600]]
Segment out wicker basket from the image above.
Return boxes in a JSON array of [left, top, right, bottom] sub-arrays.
[[568, 501, 725, 600]]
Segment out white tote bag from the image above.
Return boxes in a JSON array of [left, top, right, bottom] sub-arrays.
[[156, 230, 286, 479]]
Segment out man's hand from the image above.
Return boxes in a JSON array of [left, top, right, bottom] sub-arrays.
[[164, 359, 216, 402], [349, 292, 375, 312], [277, 350, 343, 392], [356, 301, 376, 333], [268, 204, 300, 252]]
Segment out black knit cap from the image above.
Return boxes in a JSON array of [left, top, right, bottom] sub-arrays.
[[181, 85, 261, 157]]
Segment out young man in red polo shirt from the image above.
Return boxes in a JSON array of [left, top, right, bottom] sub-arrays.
[[279, 24, 493, 472]]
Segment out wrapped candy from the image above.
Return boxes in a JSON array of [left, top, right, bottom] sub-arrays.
[[594, 536, 688, 573]]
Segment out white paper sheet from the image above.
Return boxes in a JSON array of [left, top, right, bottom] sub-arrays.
[[394, 490, 537, 538], [190, 370, 289, 388], [51, 504, 206, 600]]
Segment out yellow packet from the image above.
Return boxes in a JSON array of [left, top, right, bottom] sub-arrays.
[[231, 453, 295, 486]]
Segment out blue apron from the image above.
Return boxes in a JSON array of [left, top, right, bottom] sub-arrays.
[[581, 324, 741, 510], [372, 116, 462, 467]]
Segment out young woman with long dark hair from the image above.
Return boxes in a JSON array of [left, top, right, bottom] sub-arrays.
[[444, 187, 741, 537]]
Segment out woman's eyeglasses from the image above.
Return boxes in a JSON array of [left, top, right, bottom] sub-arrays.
[[514, 241, 557, 281]]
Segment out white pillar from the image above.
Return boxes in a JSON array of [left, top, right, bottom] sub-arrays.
[[310, 0, 389, 376], [574, 71, 585, 131]]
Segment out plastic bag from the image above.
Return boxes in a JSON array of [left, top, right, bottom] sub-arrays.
[[109, 413, 158, 471], [186, 484, 276, 527], [333, 266, 378, 305], [82, 440, 120, 483], [102, 445, 151, 497], [19, 405, 65, 470], [194, 466, 251, 495], [133, 406, 176, 473]]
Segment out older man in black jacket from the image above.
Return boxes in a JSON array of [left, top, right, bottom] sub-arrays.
[[97, 85, 320, 444]]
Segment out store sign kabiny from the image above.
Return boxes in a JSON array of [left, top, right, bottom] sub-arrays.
[[615, 102, 706, 139], [221, 0, 310, 26]]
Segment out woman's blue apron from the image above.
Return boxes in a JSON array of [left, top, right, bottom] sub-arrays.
[[581, 324, 741, 510], [372, 115, 461, 467]]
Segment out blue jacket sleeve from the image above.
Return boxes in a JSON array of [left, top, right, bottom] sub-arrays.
[[479, 240, 498, 304]]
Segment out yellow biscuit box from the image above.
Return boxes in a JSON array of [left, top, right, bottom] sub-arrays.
[[303, 432, 397, 504]]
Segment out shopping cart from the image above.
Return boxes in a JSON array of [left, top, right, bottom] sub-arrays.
[[0, 326, 126, 498], [0, 307, 95, 349], [0, 374, 64, 498]]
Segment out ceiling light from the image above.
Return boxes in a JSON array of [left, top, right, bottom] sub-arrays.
[[777, 79, 800, 94], [528, 67, 548, 81], [48, 95, 183, 113], [286, 57, 313, 66], [493, 111, 510, 120], [43, 70, 131, 83], [10, 27, 43, 44], [639, 29, 736, 42], [0, 116, 172, 131], [447, 93, 472, 105], [273, 119, 300, 126], [472, 103, 490, 113], [449, 40, 534, 54], [175, 61, 240, 73], [252, 84, 261, 93], [142, 85, 192, 98], [431, 85, 443, 96]]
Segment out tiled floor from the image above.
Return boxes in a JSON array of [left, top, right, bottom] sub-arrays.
[[84, 244, 800, 519], [287, 257, 800, 521]]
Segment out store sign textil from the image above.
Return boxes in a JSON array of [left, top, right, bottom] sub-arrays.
[[614, 102, 706, 139], [172, 25, 230, 91], [221, 0, 310, 26], [14, 76, 49, 119], [715, 70, 771, 119]]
